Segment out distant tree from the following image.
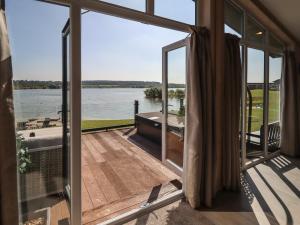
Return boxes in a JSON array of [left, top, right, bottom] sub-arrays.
[[175, 89, 185, 98], [144, 87, 162, 98], [144, 87, 185, 99]]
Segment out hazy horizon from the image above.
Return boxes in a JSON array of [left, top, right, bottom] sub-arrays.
[[6, 0, 193, 84], [6, 0, 281, 84]]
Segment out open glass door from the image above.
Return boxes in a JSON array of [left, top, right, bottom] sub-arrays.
[[62, 21, 71, 200], [162, 39, 189, 176]]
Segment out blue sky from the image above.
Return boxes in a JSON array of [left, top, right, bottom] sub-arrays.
[[6, 0, 280, 83], [6, 0, 194, 83], [225, 25, 282, 83]]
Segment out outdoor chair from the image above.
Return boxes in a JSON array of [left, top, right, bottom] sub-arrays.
[[246, 121, 280, 152]]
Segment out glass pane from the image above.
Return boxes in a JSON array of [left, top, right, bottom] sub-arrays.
[[81, 10, 185, 222], [6, 0, 71, 224], [224, 1, 243, 37], [62, 33, 71, 199], [246, 16, 265, 44], [246, 48, 265, 162], [100, 0, 145, 11], [155, 0, 195, 24], [268, 54, 282, 152], [166, 47, 186, 168], [269, 33, 284, 50]]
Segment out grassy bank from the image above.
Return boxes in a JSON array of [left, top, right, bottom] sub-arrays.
[[247, 89, 279, 132], [81, 119, 134, 130]]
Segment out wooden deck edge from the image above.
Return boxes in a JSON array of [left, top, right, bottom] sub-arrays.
[[98, 190, 184, 225], [82, 181, 181, 224]]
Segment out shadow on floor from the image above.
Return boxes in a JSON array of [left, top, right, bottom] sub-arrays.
[[128, 155, 300, 225], [120, 128, 162, 160]]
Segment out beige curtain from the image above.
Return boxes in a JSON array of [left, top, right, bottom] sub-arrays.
[[185, 29, 241, 208], [223, 34, 241, 190], [280, 51, 300, 157], [0, 3, 19, 224], [185, 28, 216, 208]]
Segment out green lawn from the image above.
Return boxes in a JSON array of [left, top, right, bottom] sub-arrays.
[[247, 89, 280, 132], [81, 119, 134, 130]]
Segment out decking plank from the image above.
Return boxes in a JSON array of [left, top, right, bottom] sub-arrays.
[[82, 180, 94, 212], [112, 130, 178, 180], [94, 131, 122, 151], [109, 158, 148, 194], [83, 135, 105, 163], [82, 165, 107, 208], [89, 163, 120, 205], [106, 131, 169, 183], [88, 134, 107, 153], [81, 129, 180, 224], [82, 182, 179, 225], [99, 162, 132, 199], [93, 132, 121, 152], [82, 143, 95, 165]]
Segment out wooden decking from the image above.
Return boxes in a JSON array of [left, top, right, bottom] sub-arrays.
[[81, 128, 181, 225]]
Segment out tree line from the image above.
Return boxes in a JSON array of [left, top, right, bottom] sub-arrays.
[[13, 80, 185, 90]]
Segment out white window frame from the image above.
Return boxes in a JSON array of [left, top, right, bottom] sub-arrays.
[[33, 0, 199, 224], [162, 38, 190, 177]]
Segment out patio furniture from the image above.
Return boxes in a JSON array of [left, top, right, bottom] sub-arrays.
[[247, 121, 280, 152]]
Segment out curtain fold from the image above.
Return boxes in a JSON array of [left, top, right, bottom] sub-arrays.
[[185, 29, 241, 208], [0, 5, 19, 225], [223, 34, 241, 190], [280, 51, 300, 157], [185, 27, 215, 208]]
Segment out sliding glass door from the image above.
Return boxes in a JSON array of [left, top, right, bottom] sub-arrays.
[[7, 1, 73, 224], [225, 0, 284, 168], [162, 39, 189, 176], [62, 22, 71, 200], [268, 53, 282, 153], [245, 48, 265, 161]]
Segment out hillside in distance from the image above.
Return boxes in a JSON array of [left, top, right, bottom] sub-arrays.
[[13, 80, 185, 89]]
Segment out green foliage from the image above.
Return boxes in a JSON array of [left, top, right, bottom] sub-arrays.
[[177, 105, 185, 116], [13, 80, 61, 90], [16, 134, 31, 174], [174, 89, 185, 99], [144, 87, 162, 98], [247, 89, 280, 132], [144, 87, 185, 99]]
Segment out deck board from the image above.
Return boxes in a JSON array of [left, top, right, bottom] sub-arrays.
[[81, 128, 180, 224], [82, 165, 107, 208], [89, 163, 120, 203]]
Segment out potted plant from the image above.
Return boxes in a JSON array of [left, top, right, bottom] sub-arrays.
[[16, 133, 31, 174]]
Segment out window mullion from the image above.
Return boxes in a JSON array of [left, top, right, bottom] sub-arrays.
[[146, 0, 154, 15]]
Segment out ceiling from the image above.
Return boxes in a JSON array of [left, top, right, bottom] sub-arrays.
[[258, 0, 300, 42]]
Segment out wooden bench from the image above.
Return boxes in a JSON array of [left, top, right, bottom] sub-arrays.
[[247, 121, 280, 151]]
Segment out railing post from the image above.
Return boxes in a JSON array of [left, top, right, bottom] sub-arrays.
[[134, 100, 139, 115], [134, 100, 139, 127]]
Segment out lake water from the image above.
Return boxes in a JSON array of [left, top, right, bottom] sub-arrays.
[[13, 88, 182, 121]]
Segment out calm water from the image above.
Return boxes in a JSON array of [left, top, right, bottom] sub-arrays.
[[13, 88, 182, 121]]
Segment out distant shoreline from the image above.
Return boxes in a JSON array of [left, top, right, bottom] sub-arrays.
[[14, 86, 155, 90], [13, 80, 185, 90]]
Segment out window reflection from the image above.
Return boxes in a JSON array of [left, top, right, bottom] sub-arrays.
[[224, 1, 243, 37], [246, 16, 265, 44], [268, 54, 282, 152], [269, 34, 284, 50]]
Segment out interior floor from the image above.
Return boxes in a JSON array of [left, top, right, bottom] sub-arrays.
[[125, 155, 300, 225], [26, 155, 299, 225]]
